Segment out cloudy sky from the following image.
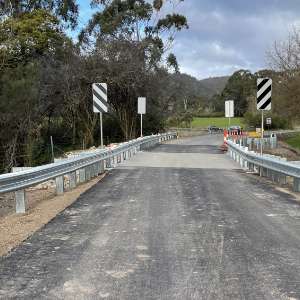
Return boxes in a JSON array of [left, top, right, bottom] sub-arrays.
[[76, 0, 300, 79]]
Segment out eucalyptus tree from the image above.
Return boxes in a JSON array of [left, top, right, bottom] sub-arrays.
[[80, 0, 188, 139], [0, 0, 78, 27], [0, 1, 79, 171]]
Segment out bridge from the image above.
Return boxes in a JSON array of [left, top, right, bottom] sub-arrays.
[[0, 134, 300, 299]]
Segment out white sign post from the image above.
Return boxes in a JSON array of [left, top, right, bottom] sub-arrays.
[[138, 97, 146, 137], [225, 100, 234, 127]]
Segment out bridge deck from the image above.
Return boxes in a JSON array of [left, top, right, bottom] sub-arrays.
[[0, 135, 300, 299]]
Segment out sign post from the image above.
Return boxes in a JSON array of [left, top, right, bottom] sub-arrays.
[[138, 97, 146, 137], [257, 78, 272, 155], [92, 83, 108, 148], [266, 117, 272, 131], [225, 100, 234, 127]]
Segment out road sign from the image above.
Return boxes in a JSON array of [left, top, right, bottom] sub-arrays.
[[92, 83, 108, 148], [138, 97, 146, 114], [138, 97, 146, 138], [257, 78, 272, 111], [225, 100, 234, 118], [92, 83, 108, 113], [266, 117, 272, 125]]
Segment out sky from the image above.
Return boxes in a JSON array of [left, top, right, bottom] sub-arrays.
[[74, 0, 300, 79]]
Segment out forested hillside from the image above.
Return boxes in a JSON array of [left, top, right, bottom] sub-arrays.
[[198, 76, 229, 98]]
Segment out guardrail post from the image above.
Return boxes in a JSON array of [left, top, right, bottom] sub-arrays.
[[105, 156, 112, 169], [15, 190, 26, 213], [86, 166, 92, 181], [277, 173, 287, 185], [79, 168, 86, 183], [69, 171, 77, 189], [89, 165, 94, 178], [100, 161, 105, 173], [93, 162, 99, 177], [273, 170, 280, 182], [293, 178, 300, 192], [55, 176, 64, 195], [248, 163, 254, 172], [93, 163, 98, 177], [240, 156, 244, 167], [264, 168, 269, 177]]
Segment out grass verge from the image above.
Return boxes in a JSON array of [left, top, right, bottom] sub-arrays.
[[191, 117, 244, 129], [284, 134, 300, 150]]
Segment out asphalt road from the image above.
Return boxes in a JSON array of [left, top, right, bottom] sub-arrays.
[[1, 135, 300, 299]]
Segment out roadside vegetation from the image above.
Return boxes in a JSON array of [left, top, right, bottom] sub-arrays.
[[0, 0, 188, 173], [191, 117, 244, 129], [284, 134, 300, 150]]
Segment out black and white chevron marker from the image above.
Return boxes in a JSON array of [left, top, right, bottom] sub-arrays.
[[257, 78, 272, 111], [92, 83, 108, 113]]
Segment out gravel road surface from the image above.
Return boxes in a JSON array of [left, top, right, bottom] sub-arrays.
[[0, 135, 300, 299]]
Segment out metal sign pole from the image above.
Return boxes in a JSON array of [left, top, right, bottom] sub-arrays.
[[260, 110, 264, 156], [138, 97, 146, 138], [50, 136, 54, 163], [140, 114, 143, 137], [100, 112, 104, 148]]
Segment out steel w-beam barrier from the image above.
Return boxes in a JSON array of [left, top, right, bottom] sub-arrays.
[[0, 132, 177, 213], [227, 139, 300, 191]]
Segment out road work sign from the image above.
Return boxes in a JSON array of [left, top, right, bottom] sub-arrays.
[[92, 83, 108, 113], [257, 78, 272, 111]]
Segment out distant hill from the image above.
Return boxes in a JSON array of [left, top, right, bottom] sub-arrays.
[[172, 73, 229, 100], [198, 76, 229, 98]]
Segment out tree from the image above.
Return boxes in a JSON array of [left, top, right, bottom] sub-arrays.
[[268, 28, 300, 122], [0, 0, 78, 28], [219, 70, 255, 116], [79, 0, 188, 139], [0, 8, 77, 170], [0, 9, 68, 69]]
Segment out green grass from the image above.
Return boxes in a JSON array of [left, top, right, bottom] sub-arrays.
[[285, 134, 300, 150], [191, 117, 244, 129]]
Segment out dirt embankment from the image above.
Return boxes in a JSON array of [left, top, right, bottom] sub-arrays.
[[264, 140, 300, 161]]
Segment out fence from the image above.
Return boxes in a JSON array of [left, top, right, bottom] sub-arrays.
[[0, 132, 177, 213]]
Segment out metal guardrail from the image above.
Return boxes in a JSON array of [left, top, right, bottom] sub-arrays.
[[0, 132, 177, 213], [227, 140, 300, 192]]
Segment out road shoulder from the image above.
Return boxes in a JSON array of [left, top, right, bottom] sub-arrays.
[[0, 174, 105, 257]]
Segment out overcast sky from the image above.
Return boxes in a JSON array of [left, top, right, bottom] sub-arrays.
[[76, 0, 300, 79]]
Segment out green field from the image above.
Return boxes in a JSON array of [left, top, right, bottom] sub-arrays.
[[285, 134, 300, 150], [191, 117, 244, 129]]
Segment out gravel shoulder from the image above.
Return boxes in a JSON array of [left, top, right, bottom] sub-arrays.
[[0, 175, 105, 257]]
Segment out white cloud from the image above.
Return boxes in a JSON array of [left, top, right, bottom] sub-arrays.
[[73, 0, 300, 79], [171, 0, 300, 79]]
